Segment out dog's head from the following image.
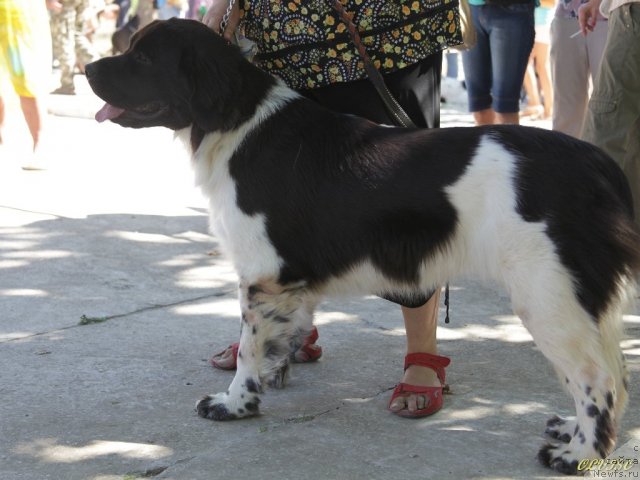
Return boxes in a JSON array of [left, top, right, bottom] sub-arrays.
[[86, 18, 274, 132]]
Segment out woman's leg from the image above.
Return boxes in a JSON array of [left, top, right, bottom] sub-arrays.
[[19, 95, 46, 152], [0, 95, 5, 145], [533, 42, 553, 118], [487, 3, 535, 124], [388, 290, 442, 413], [522, 53, 543, 117], [293, 55, 451, 414], [462, 4, 495, 124]]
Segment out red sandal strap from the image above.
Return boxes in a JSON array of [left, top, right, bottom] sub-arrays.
[[392, 383, 442, 395], [388, 382, 446, 417], [404, 352, 451, 384], [303, 326, 319, 345], [295, 343, 323, 362]]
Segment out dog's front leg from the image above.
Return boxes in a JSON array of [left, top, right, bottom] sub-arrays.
[[196, 280, 307, 421]]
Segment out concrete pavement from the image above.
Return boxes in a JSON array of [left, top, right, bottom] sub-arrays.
[[0, 77, 638, 480]]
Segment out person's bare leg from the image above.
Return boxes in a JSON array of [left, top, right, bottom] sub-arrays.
[[0, 95, 5, 145], [495, 112, 520, 125], [473, 108, 496, 126], [19, 95, 45, 151], [533, 43, 553, 119], [19, 95, 49, 170], [389, 289, 443, 413], [522, 55, 543, 117]]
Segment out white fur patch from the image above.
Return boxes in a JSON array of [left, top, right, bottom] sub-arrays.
[[176, 83, 299, 282], [320, 136, 574, 304]]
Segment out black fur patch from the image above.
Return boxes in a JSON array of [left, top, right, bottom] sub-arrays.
[[537, 444, 554, 467], [497, 127, 640, 321], [247, 285, 262, 299], [546, 415, 565, 428], [245, 378, 262, 394], [230, 107, 477, 290], [587, 404, 600, 417], [537, 444, 579, 477], [196, 398, 237, 421], [267, 363, 289, 389], [594, 408, 614, 458]]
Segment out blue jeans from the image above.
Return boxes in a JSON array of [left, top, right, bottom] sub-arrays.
[[446, 51, 459, 79], [462, 3, 535, 113]]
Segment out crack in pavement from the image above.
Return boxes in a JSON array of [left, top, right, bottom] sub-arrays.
[[1, 289, 235, 344]]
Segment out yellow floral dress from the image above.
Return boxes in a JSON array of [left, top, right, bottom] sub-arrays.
[[0, 0, 52, 97], [241, 0, 463, 90]]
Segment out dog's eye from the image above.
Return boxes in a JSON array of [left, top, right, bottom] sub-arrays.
[[132, 51, 152, 66]]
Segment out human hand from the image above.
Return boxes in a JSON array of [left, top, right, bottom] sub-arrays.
[[578, 0, 603, 35], [202, 0, 241, 40], [46, 0, 63, 13]]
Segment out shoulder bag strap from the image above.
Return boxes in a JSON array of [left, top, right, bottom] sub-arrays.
[[331, 0, 416, 128]]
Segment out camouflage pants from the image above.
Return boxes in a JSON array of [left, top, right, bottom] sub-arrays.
[[50, 0, 97, 88], [582, 4, 640, 229]]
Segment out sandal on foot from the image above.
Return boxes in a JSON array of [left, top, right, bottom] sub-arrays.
[[388, 352, 451, 418], [210, 326, 322, 370], [209, 342, 239, 370], [292, 325, 323, 362]]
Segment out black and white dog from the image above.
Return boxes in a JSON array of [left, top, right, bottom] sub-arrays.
[[85, 18, 640, 474]]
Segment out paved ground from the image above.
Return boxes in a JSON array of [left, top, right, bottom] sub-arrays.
[[1, 74, 638, 480]]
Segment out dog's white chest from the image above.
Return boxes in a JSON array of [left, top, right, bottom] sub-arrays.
[[188, 129, 283, 282]]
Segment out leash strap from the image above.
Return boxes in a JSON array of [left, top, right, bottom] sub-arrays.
[[331, 0, 416, 128], [219, 0, 237, 34], [332, 0, 451, 323]]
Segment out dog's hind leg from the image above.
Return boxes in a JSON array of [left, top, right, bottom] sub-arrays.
[[508, 265, 630, 474], [196, 279, 312, 420]]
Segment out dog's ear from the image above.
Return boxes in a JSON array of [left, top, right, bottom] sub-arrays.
[[182, 38, 244, 132]]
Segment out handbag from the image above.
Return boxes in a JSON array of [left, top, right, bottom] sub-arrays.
[[456, 0, 477, 51]]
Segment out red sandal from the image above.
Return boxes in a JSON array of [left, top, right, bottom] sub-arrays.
[[210, 326, 323, 370], [388, 352, 451, 418]]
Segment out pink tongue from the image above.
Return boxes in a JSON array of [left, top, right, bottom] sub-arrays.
[[95, 103, 125, 123]]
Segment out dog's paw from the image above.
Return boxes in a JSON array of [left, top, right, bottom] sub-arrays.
[[545, 415, 576, 443], [538, 443, 580, 475], [196, 392, 260, 421]]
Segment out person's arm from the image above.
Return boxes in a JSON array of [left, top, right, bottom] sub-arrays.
[[578, 0, 603, 35], [202, 0, 241, 40]]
